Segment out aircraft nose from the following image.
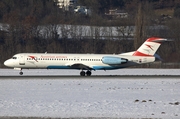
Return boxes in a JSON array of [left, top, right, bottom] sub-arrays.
[[4, 59, 13, 67]]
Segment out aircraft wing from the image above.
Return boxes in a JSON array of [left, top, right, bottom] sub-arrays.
[[66, 63, 93, 70]]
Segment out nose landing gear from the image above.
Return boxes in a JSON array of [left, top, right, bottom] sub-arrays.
[[19, 71, 23, 75], [19, 69, 23, 75]]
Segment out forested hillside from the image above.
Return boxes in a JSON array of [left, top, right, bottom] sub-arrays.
[[0, 0, 180, 67]]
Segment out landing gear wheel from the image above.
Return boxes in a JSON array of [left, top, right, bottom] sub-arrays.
[[80, 71, 85, 76], [86, 71, 92, 76], [19, 71, 23, 75]]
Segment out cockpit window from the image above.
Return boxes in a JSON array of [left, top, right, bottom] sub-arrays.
[[12, 57, 17, 59]]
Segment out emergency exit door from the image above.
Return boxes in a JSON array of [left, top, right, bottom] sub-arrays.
[[19, 55, 25, 65]]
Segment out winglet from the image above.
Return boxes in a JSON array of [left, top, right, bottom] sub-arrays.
[[133, 37, 167, 56]]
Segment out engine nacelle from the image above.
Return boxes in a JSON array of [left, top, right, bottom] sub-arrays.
[[102, 56, 127, 65]]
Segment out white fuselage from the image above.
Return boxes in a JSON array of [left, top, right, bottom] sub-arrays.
[[4, 53, 155, 70]]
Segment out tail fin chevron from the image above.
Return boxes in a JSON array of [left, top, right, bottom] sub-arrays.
[[133, 37, 167, 56]]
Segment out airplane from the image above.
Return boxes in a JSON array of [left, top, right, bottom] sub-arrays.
[[4, 37, 167, 76]]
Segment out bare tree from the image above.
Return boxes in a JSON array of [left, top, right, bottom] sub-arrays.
[[134, 1, 154, 49], [165, 18, 180, 62]]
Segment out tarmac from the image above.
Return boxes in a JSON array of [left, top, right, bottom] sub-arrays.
[[0, 75, 180, 79]]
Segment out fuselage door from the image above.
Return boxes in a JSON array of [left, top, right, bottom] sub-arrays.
[[19, 55, 25, 65]]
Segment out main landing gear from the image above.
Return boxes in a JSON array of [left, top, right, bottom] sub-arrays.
[[80, 70, 92, 76]]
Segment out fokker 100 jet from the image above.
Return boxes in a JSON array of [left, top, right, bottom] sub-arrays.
[[4, 37, 167, 76]]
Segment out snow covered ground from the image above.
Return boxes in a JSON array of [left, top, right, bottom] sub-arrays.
[[0, 68, 180, 119], [0, 68, 180, 76]]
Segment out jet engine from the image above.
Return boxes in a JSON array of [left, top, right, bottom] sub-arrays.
[[102, 56, 127, 65]]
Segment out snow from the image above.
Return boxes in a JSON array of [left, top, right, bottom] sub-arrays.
[[0, 68, 180, 76], [0, 68, 180, 119]]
